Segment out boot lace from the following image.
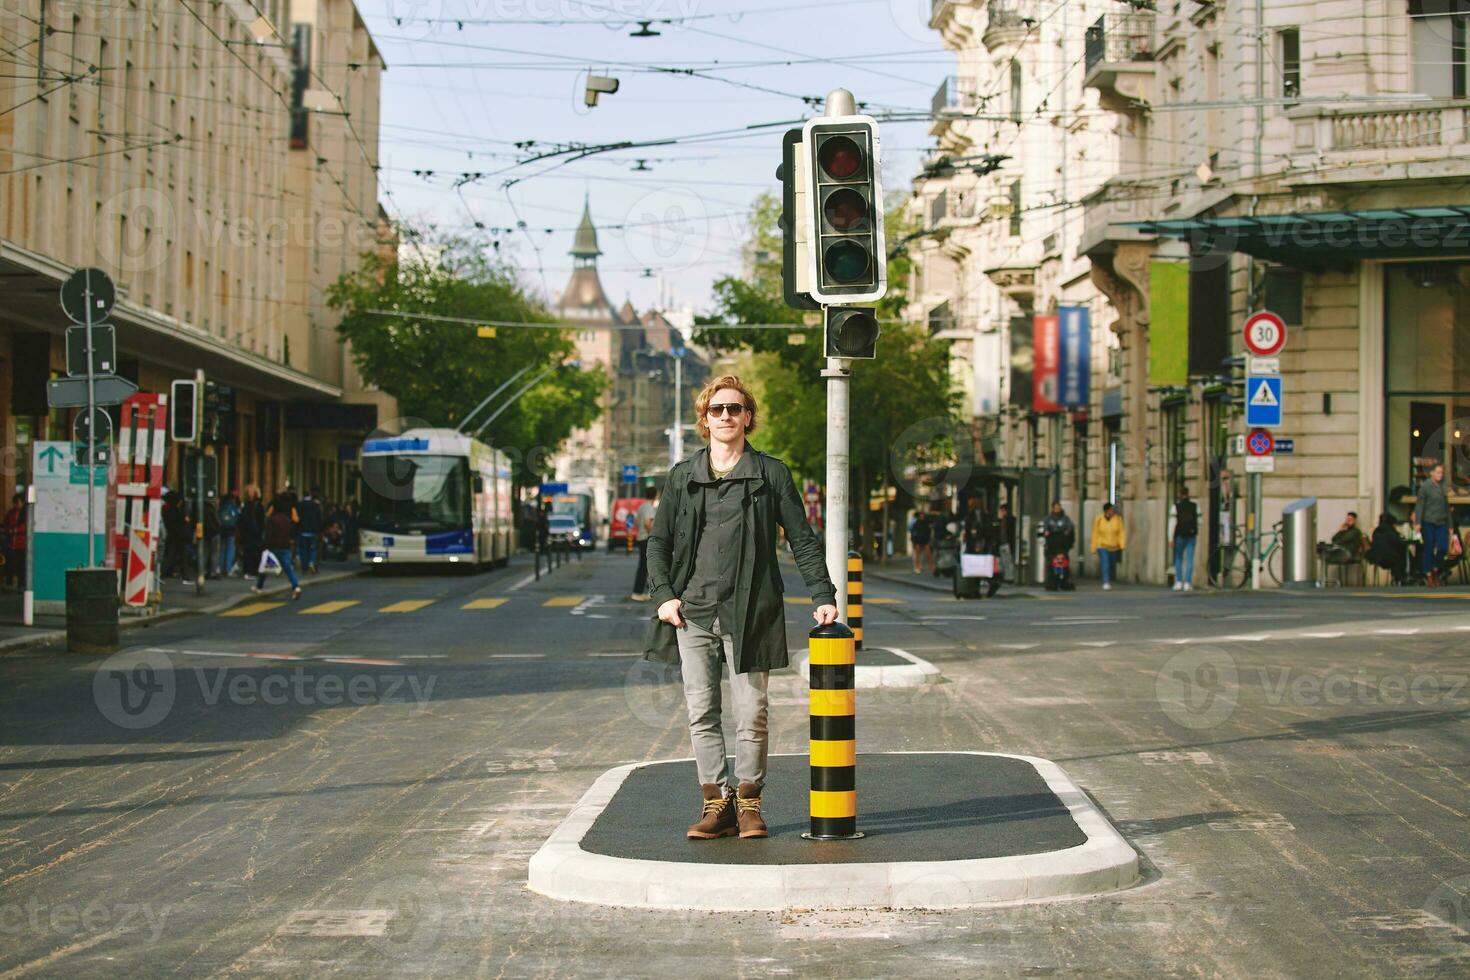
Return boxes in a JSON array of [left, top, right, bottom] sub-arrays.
[[702, 796, 731, 816], [736, 796, 762, 813]]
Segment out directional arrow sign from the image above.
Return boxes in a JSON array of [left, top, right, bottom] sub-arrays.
[[37, 444, 65, 475], [46, 374, 138, 408], [1245, 375, 1282, 428]]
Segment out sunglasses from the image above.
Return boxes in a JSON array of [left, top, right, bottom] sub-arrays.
[[706, 402, 747, 418]]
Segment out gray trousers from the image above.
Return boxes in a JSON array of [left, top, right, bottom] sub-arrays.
[[674, 616, 769, 790]]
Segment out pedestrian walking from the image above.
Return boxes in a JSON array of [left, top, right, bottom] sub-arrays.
[[996, 502, 1017, 583], [1041, 501, 1076, 591], [1092, 501, 1126, 590], [629, 485, 659, 601], [3, 492, 26, 591], [254, 494, 302, 599], [643, 375, 837, 841], [218, 490, 241, 576], [1172, 487, 1199, 591], [238, 485, 265, 580], [1415, 461, 1452, 585], [909, 507, 933, 574], [296, 488, 323, 573], [161, 490, 191, 582], [201, 498, 220, 580]]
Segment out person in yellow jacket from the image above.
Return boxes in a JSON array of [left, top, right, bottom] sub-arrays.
[[1092, 502, 1126, 590]]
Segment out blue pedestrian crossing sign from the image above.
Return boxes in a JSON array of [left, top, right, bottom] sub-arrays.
[[1245, 376, 1282, 427], [621, 463, 639, 483]]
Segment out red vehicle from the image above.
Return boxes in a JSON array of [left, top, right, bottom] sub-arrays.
[[608, 497, 645, 553]]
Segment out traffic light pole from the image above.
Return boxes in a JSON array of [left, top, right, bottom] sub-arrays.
[[83, 272, 99, 568], [194, 368, 206, 597], [824, 358, 852, 619]]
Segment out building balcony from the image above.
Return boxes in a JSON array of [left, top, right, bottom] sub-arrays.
[[931, 75, 981, 138], [983, 0, 1033, 51], [1083, 12, 1156, 113], [1285, 100, 1470, 182], [1078, 178, 1166, 257]]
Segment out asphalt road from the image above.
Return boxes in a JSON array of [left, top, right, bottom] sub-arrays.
[[2, 551, 1469, 977]]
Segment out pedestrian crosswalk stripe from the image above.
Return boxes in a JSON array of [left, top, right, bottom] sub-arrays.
[[300, 600, 359, 615], [380, 599, 435, 613], [463, 598, 509, 610], [543, 596, 584, 607], [220, 602, 286, 617]]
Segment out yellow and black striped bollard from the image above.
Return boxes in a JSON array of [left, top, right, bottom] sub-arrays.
[[847, 550, 863, 652], [803, 622, 863, 841]]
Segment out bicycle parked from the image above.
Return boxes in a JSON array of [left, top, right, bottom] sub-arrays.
[[1209, 520, 1284, 588]]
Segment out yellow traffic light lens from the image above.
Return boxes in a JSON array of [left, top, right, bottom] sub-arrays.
[[823, 188, 868, 232], [825, 240, 871, 283], [818, 136, 863, 180]]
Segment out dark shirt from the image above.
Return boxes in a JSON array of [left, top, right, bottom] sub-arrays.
[[910, 513, 932, 546], [264, 511, 294, 551], [680, 452, 757, 632], [1332, 524, 1365, 554], [1418, 478, 1450, 525], [298, 498, 323, 534], [1175, 500, 1199, 539]]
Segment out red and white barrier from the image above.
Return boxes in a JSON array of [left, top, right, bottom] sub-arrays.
[[115, 393, 168, 607]]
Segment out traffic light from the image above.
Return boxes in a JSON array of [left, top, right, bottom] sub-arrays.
[[825, 306, 879, 360], [777, 127, 819, 312], [802, 114, 886, 305], [169, 379, 199, 443]]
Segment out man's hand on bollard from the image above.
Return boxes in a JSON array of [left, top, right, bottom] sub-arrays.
[[657, 598, 684, 627], [813, 604, 839, 626]]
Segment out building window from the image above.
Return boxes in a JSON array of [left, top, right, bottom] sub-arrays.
[[1010, 59, 1023, 123], [1411, 1, 1468, 99], [1008, 179, 1022, 236], [1384, 261, 1470, 511], [1279, 27, 1301, 100]]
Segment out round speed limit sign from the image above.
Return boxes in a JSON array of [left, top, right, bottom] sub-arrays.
[[1242, 311, 1286, 357]]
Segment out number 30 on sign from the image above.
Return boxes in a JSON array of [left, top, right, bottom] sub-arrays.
[[1243, 311, 1286, 357]]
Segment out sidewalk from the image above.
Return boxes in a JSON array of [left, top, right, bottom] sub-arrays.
[[0, 557, 363, 653]]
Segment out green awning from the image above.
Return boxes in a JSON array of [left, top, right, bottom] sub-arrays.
[[1124, 206, 1470, 270]]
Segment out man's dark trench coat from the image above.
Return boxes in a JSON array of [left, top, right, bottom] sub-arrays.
[[642, 446, 836, 674]]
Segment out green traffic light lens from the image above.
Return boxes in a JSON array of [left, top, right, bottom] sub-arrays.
[[823, 188, 869, 232], [818, 136, 863, 180], [824, 240, 871, 284]]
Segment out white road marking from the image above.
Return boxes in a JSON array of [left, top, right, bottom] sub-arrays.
[[919, 615, 988, 621], [1374, 628, 1419, 635], [1220, 634, 1272, 642], [1300, 631, 1345, 639], [507, 573, 538, 591], [1077, 641, 1116, 648], [491, 653, 545, 659], [995, 643, 1037, 650], [587, 652, 639, 657]]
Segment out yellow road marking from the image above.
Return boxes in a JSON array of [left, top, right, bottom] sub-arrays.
[[463, 597, 509, 610], [1347, 591, 1470, 599], [865, 597, 901, 604], [300, 600, 359, 615], [543, 596, 584, 607], [380, 599, 435, 613], [219, 602, 285, 618], [784, 597, 807, 605]]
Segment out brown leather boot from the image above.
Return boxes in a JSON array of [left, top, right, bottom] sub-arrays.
[[687, 783, 737, 840], [735, 782, 768, 839]]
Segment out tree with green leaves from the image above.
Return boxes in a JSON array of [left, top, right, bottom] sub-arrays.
[[328, 238, 605, 488], [695, 194, 962, 558]]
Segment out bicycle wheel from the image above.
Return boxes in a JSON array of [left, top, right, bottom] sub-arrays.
[[1266, 543, 1283, 586], [1210, 545, 1249, 589]]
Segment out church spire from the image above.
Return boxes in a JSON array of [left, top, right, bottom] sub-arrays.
[[570, 197, 601, 261]]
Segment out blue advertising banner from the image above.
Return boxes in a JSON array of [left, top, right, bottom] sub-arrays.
[[1058, 306, 1091, 409]]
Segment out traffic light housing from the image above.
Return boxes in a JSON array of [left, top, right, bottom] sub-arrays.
[[777, 128, 820, 312], [802, 114, 886, 305], [825, 306, 879, 360], [169, 379, 199, 443]]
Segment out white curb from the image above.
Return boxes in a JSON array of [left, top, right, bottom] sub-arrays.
[[795, 645, 942, 689], [526, 751, 1139, 912]]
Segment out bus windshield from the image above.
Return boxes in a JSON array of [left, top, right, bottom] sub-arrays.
[[359, 454, 471, 533]]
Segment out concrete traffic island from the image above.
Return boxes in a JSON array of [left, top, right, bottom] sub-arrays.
[[527, 752, 1139, 911], [795, 645, 942, 689]]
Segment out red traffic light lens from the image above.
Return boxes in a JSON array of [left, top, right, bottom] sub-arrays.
[[824, 240, 871, 283], [818, 135, 863, 180], [823, 188, 869, 232]]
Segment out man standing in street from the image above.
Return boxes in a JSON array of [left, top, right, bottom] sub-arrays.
[[297, 488, 324, 574], [1416, 461, 1451, 585], [644, 375, 838, 841], [629, 485, 659, 602], [1173, 487, 1199, 592]]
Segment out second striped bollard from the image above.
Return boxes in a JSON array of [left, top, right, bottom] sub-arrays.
[[847, 550, 863, 651]]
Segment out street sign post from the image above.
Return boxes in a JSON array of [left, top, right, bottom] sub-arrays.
[[621, 463, 638, 484], [66, 323, 116, 376], [60, 267, 116, 324], [1242, 310, 1286, 357], [1275, 438, 1295, 454], [1246, 427, 1274, 458]]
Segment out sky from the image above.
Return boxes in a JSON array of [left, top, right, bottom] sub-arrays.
[[356, 0, 953, 315]]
